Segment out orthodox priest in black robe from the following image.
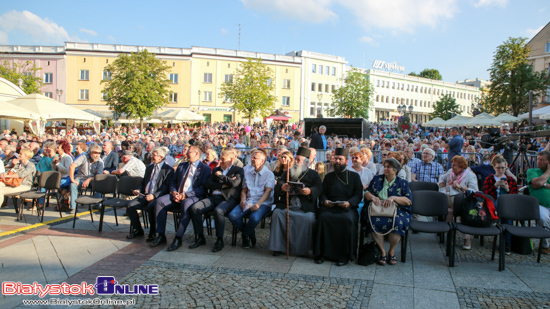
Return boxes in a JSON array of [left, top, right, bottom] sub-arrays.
[[268, 147, 323, 256], [314, 148, 363, 266]]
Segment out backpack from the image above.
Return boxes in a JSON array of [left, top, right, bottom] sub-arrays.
[[461, 191, 498, 227], [357, 241, 381, 266]]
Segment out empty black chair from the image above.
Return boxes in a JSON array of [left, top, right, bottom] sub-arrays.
[[19, 171, 61, 222], [450, 192, 504, 270], [403, 190, 452, 263], [409, 181, 439, 192], [72, 174, 118, 231], [102, 176, 144, 227], [498, 194, 550, 269]]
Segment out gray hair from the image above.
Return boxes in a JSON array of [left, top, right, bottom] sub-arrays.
[[88, 143, 101, 153], [423, 148, 435, 157], [152, 146, 168, 159], [319, 125, 326, 130], [383, 157, 401, 173]]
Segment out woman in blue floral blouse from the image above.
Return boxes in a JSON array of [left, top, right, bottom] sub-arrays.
[[363, 158, 412, 266]]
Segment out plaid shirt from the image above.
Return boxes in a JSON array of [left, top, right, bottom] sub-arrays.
[[411, 160, 444, 183], [407, 157, 421, 169], [482, 174, 518, 201]]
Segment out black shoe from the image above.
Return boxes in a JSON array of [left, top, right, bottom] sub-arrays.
[[242, 236, 250, 248], [146, 234, 156, 242], [149, 235, 167, 247], [273, 251, 282, 256], [189, 235, 206, 249], [126, 229, 144, 239], [314, 256, 325, 264], [335, 260, 348, 267], [505, 244, 511, 255], [212, 239, 224, 252], [250, 235, 257, 247], [167, 238, 182, 251]]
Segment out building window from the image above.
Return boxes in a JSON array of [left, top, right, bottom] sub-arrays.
[[310, 106, 315, 116], [80, 70, 89, 81], [224, 74, 233, 84], [102, 70, 111, 81], [283, 79, 291, 89], [282, 96, 290, 106], [312, 64, 316, 73], [79, 89, 89, 100], [319, 65, 323, 75], [311, 82, 316, 91], [325, 84, 329, 93], [203, 91, 212, 102], [169, 73, 178, 84], [318, 83, 322, 92], [101, 92, 109, 101], [223, 95, 232, 103], [332, 85, 336, 93], [44, 92, 53, 98], [285, 68, 288, 73], [332, 67, 336, 76], [44, 73, 53, 84], [203, 73, 212, 83], [546, 42, 550, 53], [376, 80, 380, 87], [203, 113, 211, 123], [169, 92, 178, 103]]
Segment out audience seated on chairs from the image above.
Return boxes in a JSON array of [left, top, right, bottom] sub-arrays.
[[0, 148, 36, 207], [101, 141, 119, 174], [126, 147, 174, 240], [189, 149, 244, 252], [526, 150, 550, 255], [410, 148, 444, 184], [52, 140, 74, 189], [229, 149, 274, 249], [363, 157, 412, 266], [482, 154, 518, 255], [68, 144, 104, 214], [268, 147, 322, 257], [150, 145, 211, 251], [111, 150, 146, 178], [314, 148, 362, 267], [439, 155, 479, 250]]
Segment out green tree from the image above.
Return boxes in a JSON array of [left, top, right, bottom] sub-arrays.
[[219, 58, 276, 123], [101, 49, 171, 129], [471, 90, 492, 116], [431, 94, 461, 120], [0, 59, 43, 94], [408, 69, 442, 80], [486, 37, 550, 116], [330, 67, 374, 118]]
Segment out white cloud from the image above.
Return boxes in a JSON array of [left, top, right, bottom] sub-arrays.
[[240, 0, 338, 23], [106, 35, 116, 42], [241, 0, 458, 33], [359, 36, 379, 47], [473, 0, 508, 8], [220, 28, 229, 35], [0, 10, 82, 44], [526, 25, 544, 40], [0, 31, 7, 44], [80, 28, 97, 36]]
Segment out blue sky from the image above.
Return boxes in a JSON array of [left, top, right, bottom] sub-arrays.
[[0, 0, 547, 83]]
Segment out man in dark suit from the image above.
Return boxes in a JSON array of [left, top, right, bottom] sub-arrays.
[[309, 125, 326, 150], [150, 145, 212, 251], [188, 149, 244, 252], [126, 147, 174, 240]]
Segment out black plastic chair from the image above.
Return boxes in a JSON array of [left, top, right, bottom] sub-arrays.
[[19, 171, 61, 222], [102, 176, 144, 227], [498, 194, 550, 269], [231, 209, 272, 246], [403, 190, 452, 264], [409, 181, 439, 192], [450, 192, 504, 270], [72, 174, 118, 231]]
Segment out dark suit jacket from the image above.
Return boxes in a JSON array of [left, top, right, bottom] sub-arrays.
[[206, 165, 244, 201], [309, 133, 325, 150], [169, 161, 211, 199], [140, 162, 174, 198]]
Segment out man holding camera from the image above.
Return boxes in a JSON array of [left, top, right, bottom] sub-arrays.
[[493, 124, 517, 165]]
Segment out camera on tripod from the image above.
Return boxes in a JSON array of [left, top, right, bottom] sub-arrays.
[[480, 128, 508, 149]]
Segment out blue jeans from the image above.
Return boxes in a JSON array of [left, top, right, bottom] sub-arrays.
[[69, 179, 97, 210], [229, 203, 270, 238]]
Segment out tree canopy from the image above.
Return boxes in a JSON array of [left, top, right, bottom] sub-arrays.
[[101, 49, 171, 129], [431, 94, 461, 120], [330, 67, 374, 119], [0, 60, 43, 94], [409, 68, 443, 80], [485, 37, 550, 116], [219, 58, 276, 123]]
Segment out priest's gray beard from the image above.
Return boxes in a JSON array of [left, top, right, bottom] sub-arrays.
[[289, 159, 309, 181]]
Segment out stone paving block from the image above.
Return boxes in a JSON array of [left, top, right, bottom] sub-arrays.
[[151, 250, 221, 266], [451, 272, 532, 291], [367, 283, 413, 309], [412, 262, 455, 292], [414, 288, 460, 309], [507, 264, 550, 278], [329, 261, 376, 280], [373, 260, 414, 287], [288, 256, 331, 277], [519, 277, 550, 293], [214, 248, 295, 273]]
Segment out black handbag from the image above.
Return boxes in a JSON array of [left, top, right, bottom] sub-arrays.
[[357, 241, 381, 266]]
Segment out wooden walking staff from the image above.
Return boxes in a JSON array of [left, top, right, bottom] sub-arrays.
[[286, 166, 290, 260]]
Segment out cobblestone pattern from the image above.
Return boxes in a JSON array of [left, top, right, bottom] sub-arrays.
[[457, 287, 550, 308], [81, 261, 373, 309]]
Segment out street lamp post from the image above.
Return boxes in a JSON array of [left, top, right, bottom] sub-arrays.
[[56, 89, 63, 102], [197, 90, 201, 114]]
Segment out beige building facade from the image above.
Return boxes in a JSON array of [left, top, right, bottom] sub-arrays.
[[527, 21, 550, 104]]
